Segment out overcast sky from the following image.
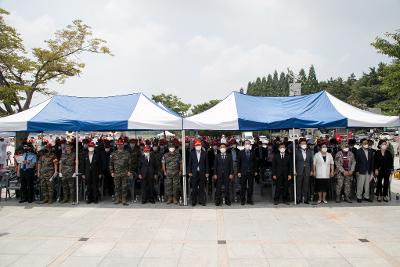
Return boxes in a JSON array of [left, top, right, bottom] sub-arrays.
[[2, 0, 400, 105]]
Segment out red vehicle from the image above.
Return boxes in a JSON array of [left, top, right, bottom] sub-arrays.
[[335, 128, 353, 143]]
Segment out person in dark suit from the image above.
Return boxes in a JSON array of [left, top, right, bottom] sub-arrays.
[[254, 141, 268, 184], [272, 143, 293, 205], [295, 138, 314, 204], [138, 146, 158, 204], [80, 142, 106, 204], [374, 139, 393, 202], [237, 139, 258, 205], [355, 138, 374, 202], [188, 139, 209, 206], [213, 143, 234, 206]]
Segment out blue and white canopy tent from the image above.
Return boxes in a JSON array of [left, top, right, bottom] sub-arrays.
[[0, 93, 182, 131], [183, 91, 400, 130], [184, 90, 400, 204]]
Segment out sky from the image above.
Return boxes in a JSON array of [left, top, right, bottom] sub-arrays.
[[2, 0, 400, 106]]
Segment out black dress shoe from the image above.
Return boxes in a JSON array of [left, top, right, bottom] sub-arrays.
[[296, 200, 300, 205], [241, 201, 245, 205], [86, 200, 92, 204], [150, 200, 155, 204], [304, 200, 309, 204], [247, 201, 254, 205], [142, 201, 147, 204], [215, 203, 221, 206], [192, 203, 196, 206], [363, 198, 372, 202], [274, 201, 278, 205], [19, 199, 27, 203], [200, 203, 206, 206], [226, 202, 231, 206], [357, 198, 362, 203]]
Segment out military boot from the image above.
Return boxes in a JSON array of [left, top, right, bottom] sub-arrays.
[[62, 195, 69, 203], [114, 196, 121, 204], [40, 195, 49, 204], [122, 196, 128, 206], [48, 195, 53, 204], [172, 196, 178, 204], [166, 196, 173, 204]]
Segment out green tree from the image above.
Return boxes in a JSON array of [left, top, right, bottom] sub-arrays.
[[152, 93, 191, 117], [304, 65, 319, 94], [0, 8, 112, 116], [191, 99, 220, 115]]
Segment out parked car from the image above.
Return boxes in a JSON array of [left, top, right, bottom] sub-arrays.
[[379, 132, 393, 140]]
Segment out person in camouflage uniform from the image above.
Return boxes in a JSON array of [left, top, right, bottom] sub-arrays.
[[335, 142, 356, 203], [162, 141, 181, 204], [110, 139, 131, 205], [59, 143, 76, 203], [37, 144, 58, 204]]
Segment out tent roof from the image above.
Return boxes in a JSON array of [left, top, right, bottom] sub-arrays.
[[183, 91, 400, 130], [0, 93, 182, 132]]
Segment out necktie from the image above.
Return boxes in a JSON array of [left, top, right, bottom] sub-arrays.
[[246, 150, 250, 160], [23, 153, 28, 170], [222, 154, 225, 160], [281, 153, 284, 159]]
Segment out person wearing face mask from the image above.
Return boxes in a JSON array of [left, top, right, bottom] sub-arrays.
[[152, 140, 164, 201], [17, 143, 37, 203], [313, 143, 334, 204], [37, 143, 58, 204], [255, 140, 268, 185], [207, 139, 219, 186], [373, 140, 393, 202], [138, 145, 158, 204], [272, 143, 292, 205], [80, 142, 106, 204], [109, 139, 132, 205], [294, 138, 314, 204], [237, 140, 258, 205], [188, 139, 209, 206], [162, 142, 182, 204], [334, 143, 356, 203], [128, 139, 140, 175], [355, 139, 374, 203], [103, 142, 114, 197], [213, 143, 234, 206], [59, 143, 76, 204], [227, 139, 240, 202]]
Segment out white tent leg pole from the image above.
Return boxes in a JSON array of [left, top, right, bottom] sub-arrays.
[[181, 130, 187, 206], [293, 128, 297, 205], [75, 131, 79, 205]]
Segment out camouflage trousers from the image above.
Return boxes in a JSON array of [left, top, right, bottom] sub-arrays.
[[114, 175, 128, 200], [62, 174, 76, 201], [41, 178, 53, 200], [165, 173, 180, 198], [336, 175, 352, 199]]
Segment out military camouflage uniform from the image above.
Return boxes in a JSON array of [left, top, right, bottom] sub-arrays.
[[110, 150, 131, 203], [39, 153, 58, 202], [61, 152, 76, 202], [162, 151, 181, 199], [335, 150, 356, 200]]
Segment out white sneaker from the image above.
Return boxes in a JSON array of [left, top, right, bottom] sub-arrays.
[[323, 200, 328, 204]]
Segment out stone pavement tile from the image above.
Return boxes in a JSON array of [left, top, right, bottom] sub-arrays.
[[143, 242, 183, 258], [0, 254, 20, 267], [122, 227, 158, 241], [375, 242, 400, 257], [229, 258, 270, 267], [179, 242, 218, 265], [0, 239, 42, 254], [154, 223, 188, 241], [9, 254, 57, 267], [307, 258, 352, 267], [190, 209, 217, 221], [296, 243, 342, 259], [227, 242, 266, 259], [256, 229, 291, 242], [60, 256, 104, 267], [139, 257, 179, 267], [71, 240, 116, 257], [345, 257, 393, 267], [261, 243, 303, 259], [178, 257, 218, 267], [335, 243, 380, 259], [28, 239, 76, 255], [98, 257, 141, 267], [107, 240, 150, 258], [185, 220, 217, 241], [267, 258, 309, 267], [91, 227, 127, 239], [224, 223, 259, 241]]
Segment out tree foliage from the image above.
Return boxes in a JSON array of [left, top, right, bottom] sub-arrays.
[[192, 99, 220, 115], [152, 93, 191, 117], [0, 8, 112, 116]]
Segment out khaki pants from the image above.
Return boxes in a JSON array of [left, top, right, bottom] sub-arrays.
[[356, 174, 370, 200]]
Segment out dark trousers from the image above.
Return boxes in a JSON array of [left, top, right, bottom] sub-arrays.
[[215, 175, 231, 204], [240, 172, 254, 202], [20, 169, 35, 202], [274, 175, 289, 202], [296, 170, 310, 201], [376, 171, 390, 197], [191, 171, 206, 205], [142, 175, 155, 202], [87, 172, 99, 202]]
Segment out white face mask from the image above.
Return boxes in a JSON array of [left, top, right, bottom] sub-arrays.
[[262, 145, 267, 148], [144, 152, 150, 157], [363, 144, 369, 149], [279, 148, 286, 153], [245, 144, 251, 150], [169, 147, 175, 152], [381, 144, 387, 150], [195, 146, 202, 151], [130, 144, 135, 149], [105, 148, 110, 153], [88, 147, 95, 152], [220, 148, 226, 153], [300, 144, 307, 150], [232, 144, 237, 148], [342, 147, 349, 152], [321, 147, 328, 152]]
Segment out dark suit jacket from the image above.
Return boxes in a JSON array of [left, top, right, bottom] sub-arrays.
[[138, 153, 158, 179], [295, 149, 313, 175], [227, 147, 240, 162], [80, 151, 106, 178], [272, 152, 293, 178], [254, 146, 268, 169], [355, 148, 374, 175], [373, 150, 393, 174], [188, 149, 209, 177], [207, 149, 219, 173], [237, 149, 257, 175], [214, 153, 234, 179]]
